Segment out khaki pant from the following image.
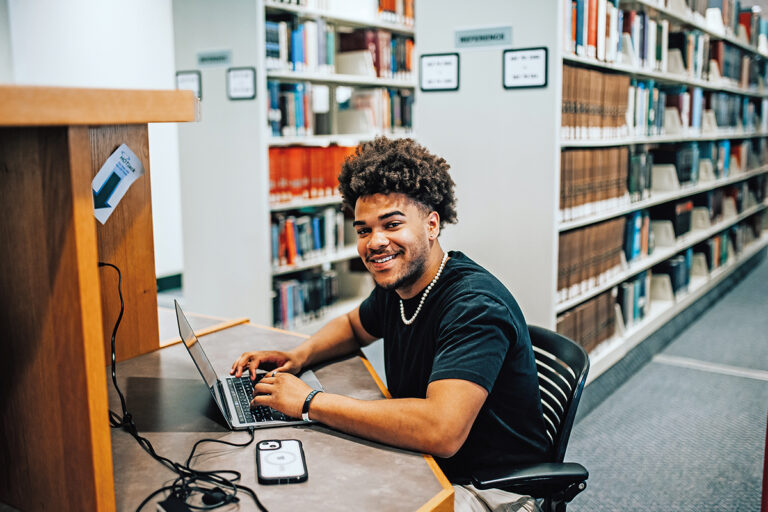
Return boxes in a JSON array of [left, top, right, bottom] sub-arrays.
[[453, 484, 540, 512]]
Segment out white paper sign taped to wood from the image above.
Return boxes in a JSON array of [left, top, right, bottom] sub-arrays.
[[92, 144, 145, 225]]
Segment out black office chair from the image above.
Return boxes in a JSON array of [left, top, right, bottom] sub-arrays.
[[471, 326, 590, 512]]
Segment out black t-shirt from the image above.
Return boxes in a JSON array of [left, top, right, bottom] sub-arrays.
[[358, 251, 549, 482]]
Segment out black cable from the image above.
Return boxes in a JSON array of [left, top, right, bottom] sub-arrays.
[[98, 262, 268, 512]]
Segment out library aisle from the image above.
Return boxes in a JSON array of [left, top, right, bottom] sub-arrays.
[[566, 255, 768, 511]]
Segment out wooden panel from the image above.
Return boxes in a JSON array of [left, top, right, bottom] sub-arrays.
[[0, 85, 197, 126], [88, 125, 160, 362], [0, 127, 115, 511]]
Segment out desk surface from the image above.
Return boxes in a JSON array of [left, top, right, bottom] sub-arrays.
[[109, 322, 452, 511]]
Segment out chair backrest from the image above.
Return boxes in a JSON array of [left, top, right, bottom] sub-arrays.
[[529, 325, 589, 463]]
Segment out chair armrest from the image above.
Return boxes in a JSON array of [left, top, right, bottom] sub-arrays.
[[471, 462, 588, 498]]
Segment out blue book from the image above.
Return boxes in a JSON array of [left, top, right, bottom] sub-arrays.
[[297, 24, 305, 70], [617, 10, 624, 54], [312, 216, 322, 251], [294, 83, 305, 134], [271, 223, 279, 265], [631, 211, 643, 261], [267, 80, 281, 136], [575, 0, 586, 56], [633, 275, 642, 322], [691, 87, 703, 129], [291, 29, 300, 70], [718, 140, 731, 176]]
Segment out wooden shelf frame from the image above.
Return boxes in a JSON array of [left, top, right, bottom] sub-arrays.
[[0, 86, 196, 512]]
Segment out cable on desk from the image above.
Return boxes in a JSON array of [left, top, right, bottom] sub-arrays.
[[98, 262, 268, 512]]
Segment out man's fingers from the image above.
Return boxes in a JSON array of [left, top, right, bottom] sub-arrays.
[[250, 393, 269, 408], [247, 358, 262, 379], [232, 354, 251, 377]]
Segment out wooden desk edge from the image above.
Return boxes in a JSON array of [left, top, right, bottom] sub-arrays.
[[234, 322, 455, 511], [356, 356, 454, 512], [159, 317, 250, 347]]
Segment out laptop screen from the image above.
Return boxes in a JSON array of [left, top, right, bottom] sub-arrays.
[[175, 300, 219, 389]]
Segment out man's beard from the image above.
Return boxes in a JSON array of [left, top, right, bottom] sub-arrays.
[[374, 244, 429, 291]]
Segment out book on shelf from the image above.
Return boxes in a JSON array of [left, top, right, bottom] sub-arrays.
[[558, 217, 626, 300], [651, 199, 694, 237], [265, 14, 336, 73], [556, 288, 617, 353], [269, 145, 356, 203], [560, 147, 630, 221], [378, 0, 415, 25], [624, 209, 653, 264], [273, 269, 340, 329], [652, 143, 701, 184], [337, 87, 413, 134], [334, 28, 414, 80], [564, 61, 768, 140], [616, 270, 651, 329], [654, 250, 693, 295], [693, 188, 725, 221], [561, 64, 631, 140], [271, 207, 347, 267], [562, 0, 768, 90]]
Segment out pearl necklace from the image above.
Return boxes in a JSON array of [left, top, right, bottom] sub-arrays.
[[400, 252, 449, 325]]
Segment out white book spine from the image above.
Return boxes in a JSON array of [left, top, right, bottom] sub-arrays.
[[279, 22, 289, 71], [597, 0, 607, 61], [647, 19, 657, 71], [660, 20, 669, 73]]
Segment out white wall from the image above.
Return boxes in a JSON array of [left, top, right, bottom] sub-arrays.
[[7, 0, 184, 278]]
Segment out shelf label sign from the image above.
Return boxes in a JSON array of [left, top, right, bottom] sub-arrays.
[[197, 49, 232, 67], [420, 53, 459, 92], [503, 47, 548, 89], [92, 144, 145, 225], [455, 26, 512, 48]]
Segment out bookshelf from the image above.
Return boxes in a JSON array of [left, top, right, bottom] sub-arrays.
[[416, 0, 768, 384], [173, 0, 414, 328]]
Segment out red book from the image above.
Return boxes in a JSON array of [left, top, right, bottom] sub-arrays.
[[739, 12, 751, 41], [284, 217, 297, 265], [268, 147, 279, 203], [587, 0, 598, 58]]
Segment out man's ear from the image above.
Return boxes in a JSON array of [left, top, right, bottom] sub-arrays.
[[428, 211, 440, 240]]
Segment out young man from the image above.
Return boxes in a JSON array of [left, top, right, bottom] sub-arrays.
[[231, 137, 548, 510]]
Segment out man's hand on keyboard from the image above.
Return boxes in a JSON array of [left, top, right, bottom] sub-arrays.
[[230, 350, 303, 380], [250, 371, 313, 420]]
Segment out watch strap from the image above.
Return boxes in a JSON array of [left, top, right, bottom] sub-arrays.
[[301, 389, 322, 421]]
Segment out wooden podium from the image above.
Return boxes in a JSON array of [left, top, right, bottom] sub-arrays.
[[0, 86, 197, 511]]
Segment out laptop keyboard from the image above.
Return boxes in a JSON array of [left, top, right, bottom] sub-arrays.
[[228, 376, 293, 424]]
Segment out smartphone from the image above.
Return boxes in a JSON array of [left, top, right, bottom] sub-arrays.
[[256, 439, 308, 485]]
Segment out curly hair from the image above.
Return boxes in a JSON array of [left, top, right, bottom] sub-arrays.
[[338, 136, 458, 228]]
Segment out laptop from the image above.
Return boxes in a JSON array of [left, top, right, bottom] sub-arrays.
[[174, 300, 323, 430]]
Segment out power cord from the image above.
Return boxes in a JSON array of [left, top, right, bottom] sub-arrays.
[[98, 262, 268, 512]]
